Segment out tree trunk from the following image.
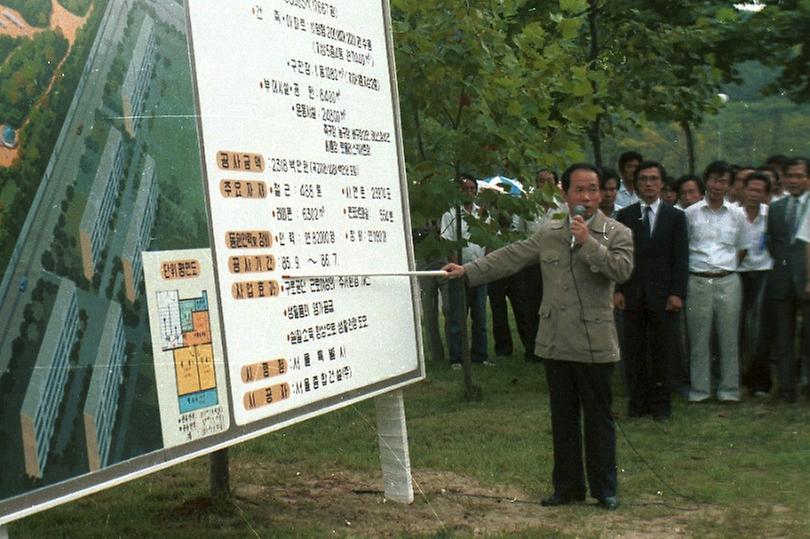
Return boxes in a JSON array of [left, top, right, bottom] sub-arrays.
[[454, 205, 481, 401], [587, 0, 602, 167], [589, 120, 603, 168], [209, 448, 230, 499], [681, 120, 695, 175]]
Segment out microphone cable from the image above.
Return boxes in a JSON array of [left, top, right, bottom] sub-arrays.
[[568, 223, 703, 511]]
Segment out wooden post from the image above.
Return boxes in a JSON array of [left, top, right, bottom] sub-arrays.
[[209, 448, 230, 499], [374, 389, 413, 504], [1, 524, 8, 539]]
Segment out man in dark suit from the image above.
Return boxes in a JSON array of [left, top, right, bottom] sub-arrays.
[[754, 157, 809, 402], [615, 161, 688, 420]]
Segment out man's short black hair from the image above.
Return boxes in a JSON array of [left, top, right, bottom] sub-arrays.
[[755, 165, 779, 181], [744, 171, 772, 193], [561, 163, 602, 192], [618, 151, 643, 171], [783, 156, 810, 175], [702, 160, 733, 182], [536, 167, 559, 182], [458, 173, 477, 192], [730, 165, 755, 185], [600, 167, 620, 190], [765, 154, 788, 171], [633, 160, 667, 185], [676, 174, 705, 195]]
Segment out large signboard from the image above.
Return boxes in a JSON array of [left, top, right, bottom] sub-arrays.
[[0, 0, 421, 524], [186, 0, 420, 427]]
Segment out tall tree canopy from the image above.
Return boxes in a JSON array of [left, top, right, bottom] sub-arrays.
[[393, 0, 601, 258]]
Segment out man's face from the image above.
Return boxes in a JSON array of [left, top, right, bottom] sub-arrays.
[[744, 179, 768, 208], [661, 184, 678, 205], [565, 169, 602, 218], [600, 178, 618, 211], [621, 159, 640, 184], [732, 168, 754, 203], [636, 166, 663, 204], [678, 180, 702, 208], [536, 170, 556, 189], [705, 172, 731, 205], [460, 179, 477, 203], [784, 163, 809, 197]]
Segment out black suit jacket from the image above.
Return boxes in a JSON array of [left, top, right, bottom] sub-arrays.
[[765, 196, 807, 300], [615, 202, 689, 311]]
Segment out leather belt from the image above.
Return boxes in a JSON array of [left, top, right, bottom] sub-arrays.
[[690, 271, 732, 279]]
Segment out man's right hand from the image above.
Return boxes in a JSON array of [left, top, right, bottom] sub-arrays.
[[613, 292, 625, 310], [442, 263, 466, 279]]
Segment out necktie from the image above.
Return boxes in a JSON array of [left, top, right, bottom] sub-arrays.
[[643, 206, 652, 239]]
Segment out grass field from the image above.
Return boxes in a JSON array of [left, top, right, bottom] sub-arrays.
[[8, 307, 810, 537]]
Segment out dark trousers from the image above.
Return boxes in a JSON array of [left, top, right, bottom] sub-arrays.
[[447, 279, 488, 364], [624, 308, 676, 417], [488, 272, 535, 357], [544, 359, 616, 500], [746, 299, 776, 394], [739, 271, 768, 368], [513, 263, 542, 359], [763, 294, 810, 401]]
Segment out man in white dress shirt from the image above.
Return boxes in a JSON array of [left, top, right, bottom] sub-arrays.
[[615, 151, 642, 210], [737, 172, 774, 394], [440, 174, 489, 367], [684, 161, 751, 402]]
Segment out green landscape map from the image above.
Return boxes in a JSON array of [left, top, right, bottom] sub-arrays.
[[0, 0, 209, 508]]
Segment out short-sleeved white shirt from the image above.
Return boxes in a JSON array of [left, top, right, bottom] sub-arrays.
[[440, 205, 486, 264], [685, 198, 752, 272], [738, 203, 773, 272]]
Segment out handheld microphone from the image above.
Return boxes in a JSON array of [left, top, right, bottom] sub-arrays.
[[570, 204, 586, 249]]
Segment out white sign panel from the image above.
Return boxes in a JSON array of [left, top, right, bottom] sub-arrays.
[[142, 249, 230, 447], [186, 1, 421, 426]]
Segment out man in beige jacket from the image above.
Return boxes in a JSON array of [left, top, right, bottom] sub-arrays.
[[443, 163, 633, 510]]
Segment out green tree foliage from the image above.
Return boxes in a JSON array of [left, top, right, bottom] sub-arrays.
[[603, 60, 810, 176], [393, 0, 601, 259], [1, 0, 51, 27], [0, 5, 104, 276], [575, 1, 737, 168], [0, 35, 20, 63], [729, 2, 810, 103], [61, 0, 94, 17], [0, 30, 69, 127]]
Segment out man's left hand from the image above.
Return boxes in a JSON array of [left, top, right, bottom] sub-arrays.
[[665, 295, 683, 312]]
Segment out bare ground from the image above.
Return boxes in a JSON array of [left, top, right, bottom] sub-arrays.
[[192, 464, 738, 538]]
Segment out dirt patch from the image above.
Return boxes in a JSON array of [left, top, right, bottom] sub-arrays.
[[0, 4, 40, 39], [0, 1, 89, 44], [225, 465, 725, 537], [0, 146, 17, 167], [49, 0, 91, 46]]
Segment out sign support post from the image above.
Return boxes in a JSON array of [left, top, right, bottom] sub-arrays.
[[374, 389, 413, 504]]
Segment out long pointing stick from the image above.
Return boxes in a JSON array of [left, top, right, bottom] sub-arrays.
[[281, 270, 447, 279]]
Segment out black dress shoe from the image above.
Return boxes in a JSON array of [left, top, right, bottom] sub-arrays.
[[540, 493, 585, 506], [597, 496, 619, 510]]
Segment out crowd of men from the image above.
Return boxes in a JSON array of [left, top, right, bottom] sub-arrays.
[[420, 152, 810, 417]]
